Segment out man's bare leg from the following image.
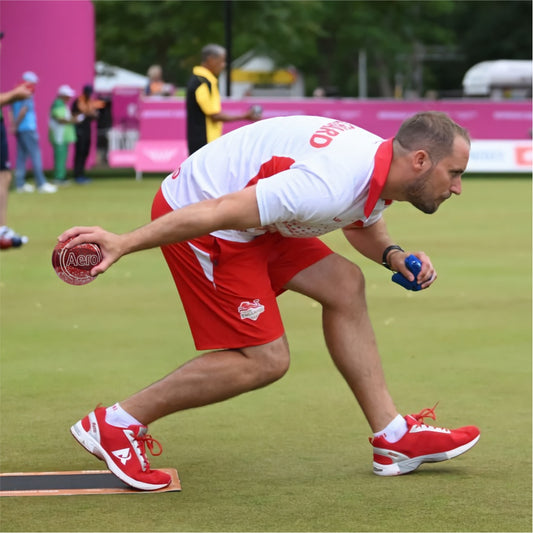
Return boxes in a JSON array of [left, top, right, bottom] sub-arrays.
[[120, 335, 290, 425], [119, 252, 396, 431], [285, 253, 398, 432]]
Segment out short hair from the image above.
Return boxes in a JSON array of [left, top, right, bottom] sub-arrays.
[[395, 111, 471, 163], [147, 64, 162, 78], [201, 44, 226, 62]]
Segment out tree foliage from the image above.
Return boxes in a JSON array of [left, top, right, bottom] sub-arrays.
[[94, 0, 532, 97]]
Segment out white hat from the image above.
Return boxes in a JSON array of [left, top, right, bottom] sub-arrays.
[[22, 71, 39, 83], [57, 84, 75, 98]]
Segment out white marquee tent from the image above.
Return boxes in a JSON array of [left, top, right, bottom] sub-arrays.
[[94, 61, 149, 93], [462, 60, 532, 97]]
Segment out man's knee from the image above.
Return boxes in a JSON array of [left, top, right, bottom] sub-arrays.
[[321, 257, 367, 309], [341, 260, 366, 295], [241, 336, 290, 385], [287, 254, 366, 310]]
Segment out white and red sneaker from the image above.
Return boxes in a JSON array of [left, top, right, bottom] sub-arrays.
[[70, 406, 171, 490], [370, 406, 480, 476]]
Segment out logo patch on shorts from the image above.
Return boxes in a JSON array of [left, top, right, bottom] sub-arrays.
[[238, 299, 265, 321]]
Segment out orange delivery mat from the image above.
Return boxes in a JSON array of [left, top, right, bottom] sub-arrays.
[[0, 468, 181, 496]]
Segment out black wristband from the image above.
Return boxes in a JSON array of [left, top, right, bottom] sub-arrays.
[[382, 245, 404, 270]]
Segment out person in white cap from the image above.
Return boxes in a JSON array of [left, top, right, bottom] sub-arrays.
[[49, 85, 77, 184], [9, 71, 57, 193], [0, 33, 34, 248]]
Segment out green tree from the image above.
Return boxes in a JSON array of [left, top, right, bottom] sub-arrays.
[[94, 1, 324, 89], [433, 0, 532, 94], [93, 0, 531, 98]]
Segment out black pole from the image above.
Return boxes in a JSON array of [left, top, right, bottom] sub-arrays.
[[224, 0, 232, 97]]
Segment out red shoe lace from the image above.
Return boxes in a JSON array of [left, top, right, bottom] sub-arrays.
[[411, 403, 439, 424], [132, 432, 164, 472], [138, 433, 163, 457]]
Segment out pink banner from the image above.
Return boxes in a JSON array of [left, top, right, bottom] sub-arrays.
[[138, 97, 532, 143], [0, 0, 95, 171], [112, 87, 143, 129], [134, 140, 188, 178]]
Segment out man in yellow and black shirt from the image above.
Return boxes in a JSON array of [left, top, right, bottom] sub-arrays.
[[186, 43, 260, 155]]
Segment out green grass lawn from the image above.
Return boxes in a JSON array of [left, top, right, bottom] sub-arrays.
[[0, 176, 531, 532]]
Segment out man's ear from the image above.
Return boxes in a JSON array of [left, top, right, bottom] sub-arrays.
[[412, 149, 430, 171]]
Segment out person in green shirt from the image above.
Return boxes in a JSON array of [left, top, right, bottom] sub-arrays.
[[49, 85, 77, 183]]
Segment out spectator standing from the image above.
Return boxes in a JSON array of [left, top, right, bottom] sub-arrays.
[[71, 84, 103, 184], [0, 32, 33, 247], [9, 71, 57, 194], [48, 85, 77, 185], [186, 43, 261, 155], [145, 65, 170, 96]]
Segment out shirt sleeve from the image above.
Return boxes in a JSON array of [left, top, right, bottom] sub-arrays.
[[255, 167, 347, 226], [195, 83, 221, 116]]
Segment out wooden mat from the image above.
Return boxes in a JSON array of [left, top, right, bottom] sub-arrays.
[[0, 468, 181, 496]]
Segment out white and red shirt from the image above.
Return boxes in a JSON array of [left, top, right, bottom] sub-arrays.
[[161, 115, 393, 242]]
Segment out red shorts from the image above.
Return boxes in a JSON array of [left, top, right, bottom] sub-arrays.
[[151, 189, 333, 350]]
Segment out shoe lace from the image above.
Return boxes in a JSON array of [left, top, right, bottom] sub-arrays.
[[410, 402, 451, 433], [411, 403, 439, 424], [132, 431, 164, 472], [138, 433, 163, 457]]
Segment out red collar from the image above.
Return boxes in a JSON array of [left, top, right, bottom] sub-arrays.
[[364, 138, 393, 218]]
